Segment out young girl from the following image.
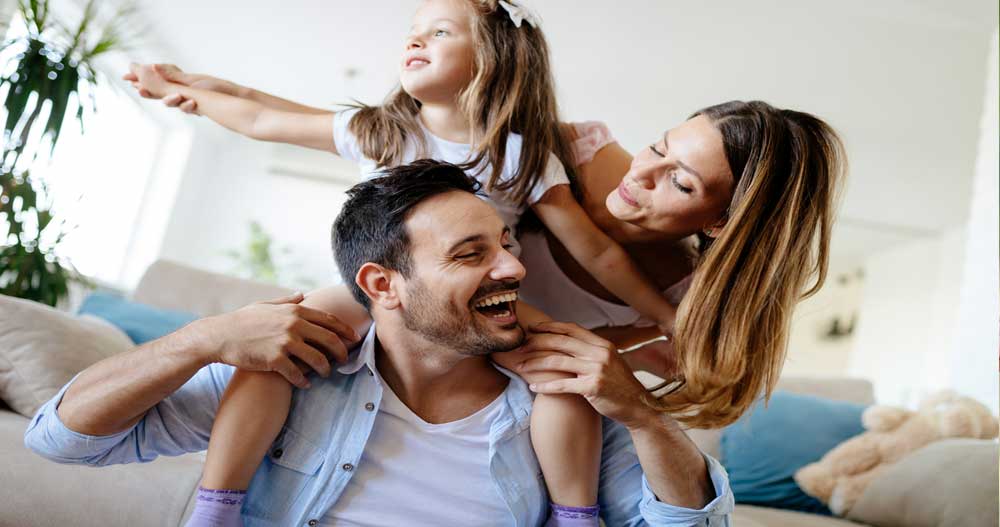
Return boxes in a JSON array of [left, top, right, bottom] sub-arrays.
[[128, 1, 676, 525]]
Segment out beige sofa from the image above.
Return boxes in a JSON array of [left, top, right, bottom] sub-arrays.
[[1, 260, 993, 526]]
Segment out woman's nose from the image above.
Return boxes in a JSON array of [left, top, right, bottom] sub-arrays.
[[632, 165, 657, 190]]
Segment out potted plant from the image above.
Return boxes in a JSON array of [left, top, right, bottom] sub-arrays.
[[0, 0, 134, 306]]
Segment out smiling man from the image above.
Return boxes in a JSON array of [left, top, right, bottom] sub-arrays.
[[25, 160, 733, 526]]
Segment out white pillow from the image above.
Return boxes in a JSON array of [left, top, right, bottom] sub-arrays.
[[0, 294, 135, 417]]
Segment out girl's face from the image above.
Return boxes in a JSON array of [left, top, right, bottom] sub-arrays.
[[401, 0, 477, 104], [606, 115, 736, 237]]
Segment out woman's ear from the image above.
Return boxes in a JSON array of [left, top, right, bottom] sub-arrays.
[[356, 263, 401, 309], [703, 216, 728, 239]]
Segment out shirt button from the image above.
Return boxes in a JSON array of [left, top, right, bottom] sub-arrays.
[[308, 520, 318, 526], [364, 402, 375, 411], [342, 463, 354, 472], [272, 448, 283, 459]]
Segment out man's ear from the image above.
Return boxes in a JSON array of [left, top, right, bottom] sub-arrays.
[[356, 263, 401, 309]]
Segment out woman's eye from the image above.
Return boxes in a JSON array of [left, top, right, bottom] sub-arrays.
[[649, 144, 665, 157], [671, 174, 693, 194]]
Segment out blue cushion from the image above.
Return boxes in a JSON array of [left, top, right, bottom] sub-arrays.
[[77, 292, 199, 345], [720, 390, 867, 515]]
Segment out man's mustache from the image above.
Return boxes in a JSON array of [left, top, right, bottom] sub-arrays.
[[470, 281, 520, 302]]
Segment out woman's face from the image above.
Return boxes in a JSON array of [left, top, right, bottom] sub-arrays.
[[606, 115, 735, 237]]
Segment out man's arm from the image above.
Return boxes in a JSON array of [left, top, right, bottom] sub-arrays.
[[25, 293, 358, 464]]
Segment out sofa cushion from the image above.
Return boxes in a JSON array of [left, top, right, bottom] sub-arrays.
[[721, 391, 867, 514], [78, 292, 199, 344], [0, 295, 135, 417], [847, 438, 999, 527]]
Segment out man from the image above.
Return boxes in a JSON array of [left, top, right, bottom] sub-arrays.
[[26, 160, 733, 526]]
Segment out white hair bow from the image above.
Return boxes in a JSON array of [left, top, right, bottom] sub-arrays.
[[498, 0, 540, 28]]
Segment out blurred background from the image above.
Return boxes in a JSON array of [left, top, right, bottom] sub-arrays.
[[1, 0, 997, 410]]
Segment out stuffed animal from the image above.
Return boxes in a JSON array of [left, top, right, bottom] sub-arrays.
[[794, 390, 999, 516]]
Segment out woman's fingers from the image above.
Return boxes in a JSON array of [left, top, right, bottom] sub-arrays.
[[531, 321, 613, 348], [518, 354, 598, 375]]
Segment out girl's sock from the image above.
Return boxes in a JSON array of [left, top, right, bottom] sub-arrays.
[[545, 503, 600, 527], [183, 487, 246, 527]]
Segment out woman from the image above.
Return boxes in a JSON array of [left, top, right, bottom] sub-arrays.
[[508, 101, 844, 429]]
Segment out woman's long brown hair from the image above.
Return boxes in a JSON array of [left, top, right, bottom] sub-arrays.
[[345, 0, 576, 205], [651, 100, 847, 429]]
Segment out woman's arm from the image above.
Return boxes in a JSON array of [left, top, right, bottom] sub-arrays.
[[532, 185, 677, 334], [128, 64, 338, 152]]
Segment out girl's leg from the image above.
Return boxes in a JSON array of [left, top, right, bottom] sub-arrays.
[[530, 371, 602, 527], [185, 370, 292, 527]]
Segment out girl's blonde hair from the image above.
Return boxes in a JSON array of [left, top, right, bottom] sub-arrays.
[[652, 100, 847, 429], [346, 0, 575, 204]]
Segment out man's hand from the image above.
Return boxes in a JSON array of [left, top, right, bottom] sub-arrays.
[[189, 292, 361, 388], [505, 321, 661, 431]]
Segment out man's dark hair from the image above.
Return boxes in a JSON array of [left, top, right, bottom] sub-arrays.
[[332, 159, 482, 309]]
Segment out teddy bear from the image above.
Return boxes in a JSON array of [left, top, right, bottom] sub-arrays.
[[793, 390, 999, 516]]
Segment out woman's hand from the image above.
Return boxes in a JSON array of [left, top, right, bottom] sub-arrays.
[[622, 338, 682, 381], [507, 321, 661, 431]]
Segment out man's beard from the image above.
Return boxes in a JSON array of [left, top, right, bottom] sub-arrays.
[[401, 277, 524, 356]]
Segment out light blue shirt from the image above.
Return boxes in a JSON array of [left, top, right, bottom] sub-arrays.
[[25, 325, 734, 526]]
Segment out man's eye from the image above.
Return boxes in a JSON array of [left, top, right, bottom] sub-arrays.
[[456, 252, 480, 259], [502, 243, 514, 250]]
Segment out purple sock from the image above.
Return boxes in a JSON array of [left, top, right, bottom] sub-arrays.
[[545, 503, 600, 527], [184, 487, 246, 527]]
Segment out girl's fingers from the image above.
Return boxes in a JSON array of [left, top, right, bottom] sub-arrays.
[[179, 100, 198, 114], [162, 94, 183, 107]]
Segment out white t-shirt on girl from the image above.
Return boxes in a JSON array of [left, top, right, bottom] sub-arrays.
[[332, 108, 569, 232]]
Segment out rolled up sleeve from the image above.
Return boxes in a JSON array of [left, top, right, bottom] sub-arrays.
[[638, 453, 734, 526], [24, 363, 235, 466]]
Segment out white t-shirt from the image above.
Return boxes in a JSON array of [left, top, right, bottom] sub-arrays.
[[332, 109, 569, 231], [322, 372, 511, 526]]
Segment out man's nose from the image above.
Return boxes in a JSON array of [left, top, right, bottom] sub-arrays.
[[490, 246, 526, 282]]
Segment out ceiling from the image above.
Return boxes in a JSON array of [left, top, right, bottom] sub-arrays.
[[132, 0, 998, 273]]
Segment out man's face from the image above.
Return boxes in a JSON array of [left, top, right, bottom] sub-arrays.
[[398, 191, 526, 355]]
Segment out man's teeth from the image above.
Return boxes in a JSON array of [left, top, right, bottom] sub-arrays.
[[474, 292, 518, 308]]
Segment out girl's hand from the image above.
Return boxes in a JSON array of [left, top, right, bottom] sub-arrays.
[[512, 321, 660, 431], [125, 63, 171, 99], [123, 63, 236, 115]]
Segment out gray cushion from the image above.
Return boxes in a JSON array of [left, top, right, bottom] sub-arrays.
[[0, 295, 134, 417], [847, 438, 999, 527], [735, 504, 870, 527], [1, 409, 203, 527]]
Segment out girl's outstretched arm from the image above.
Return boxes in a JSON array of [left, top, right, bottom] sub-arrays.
[[127, 63, 337, 152], [125, 64, 331, 116], [532, 185, 677, 334]]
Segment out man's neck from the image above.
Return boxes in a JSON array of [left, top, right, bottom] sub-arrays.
[[373, 325, 508, 425], [419, 103, 472, 144]]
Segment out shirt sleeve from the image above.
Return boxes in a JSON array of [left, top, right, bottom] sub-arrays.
[[526, 152, 572, 205], [332, 108, 364, 163], [23, 363, 235, 466], [598, 418, 734, 526], [570, 121, 616, 167]]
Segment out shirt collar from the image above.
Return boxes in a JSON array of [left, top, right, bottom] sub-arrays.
[[337, 323, 378, 376]]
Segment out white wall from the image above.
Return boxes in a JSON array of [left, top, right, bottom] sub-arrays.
[[951, 30, 999, 412], [848, 228, 966, 406], [848, 29, 999, 411]]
